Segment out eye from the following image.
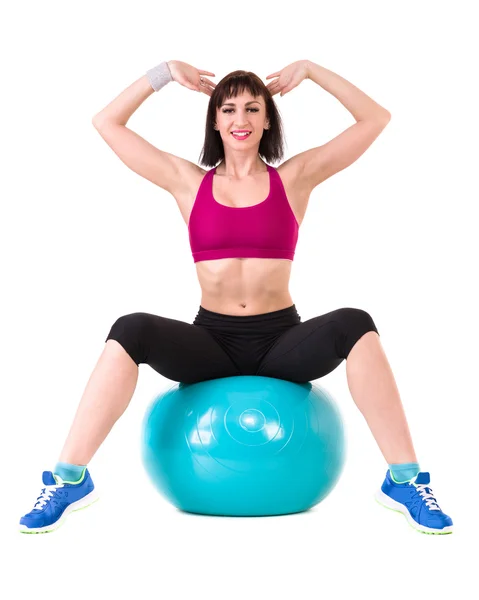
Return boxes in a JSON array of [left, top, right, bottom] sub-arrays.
[[222, 108, 259, 113]]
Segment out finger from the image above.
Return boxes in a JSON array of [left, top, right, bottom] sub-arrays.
[[270, 82, 282, 97], [198, 71, 216, 76], [265, 72, 280, 79], [201, 83, 215, 96], [199, 77, 216, 87], [267, 85, 279, 97], [205, 84, 216, 97], [199, 84, 215, 96]]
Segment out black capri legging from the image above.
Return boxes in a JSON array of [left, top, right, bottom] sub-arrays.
[[104, 304, 379, 385]]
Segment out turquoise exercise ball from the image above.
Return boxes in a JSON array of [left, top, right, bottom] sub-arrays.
[[141, 376, 346, 517]]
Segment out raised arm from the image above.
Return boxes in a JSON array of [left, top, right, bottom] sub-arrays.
[[284, 61, 391, 193], [91, 63, 201, 196]]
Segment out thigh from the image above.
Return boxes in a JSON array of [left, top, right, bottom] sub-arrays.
[[256, 307, 379, 383], [105, 312, 240, 384]]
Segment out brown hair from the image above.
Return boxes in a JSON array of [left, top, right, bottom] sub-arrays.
[[198, 70, 286, 168]]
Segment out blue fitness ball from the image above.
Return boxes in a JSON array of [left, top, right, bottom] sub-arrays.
[[141, 375, 346, 516]]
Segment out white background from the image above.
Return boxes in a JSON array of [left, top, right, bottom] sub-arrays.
[[1, 0, 477, 597]]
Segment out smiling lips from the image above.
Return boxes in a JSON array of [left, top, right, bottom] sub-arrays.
[[231, 131, 251, 140]]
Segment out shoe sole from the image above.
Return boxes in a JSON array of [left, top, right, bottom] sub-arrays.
[[19, 488, 100, 534], [374, 489, 453, 535]]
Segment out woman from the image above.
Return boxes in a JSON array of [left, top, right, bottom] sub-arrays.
[[19, 59, 453, 535]]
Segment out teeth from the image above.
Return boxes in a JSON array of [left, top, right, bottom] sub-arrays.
[[233, 132, 250, 136]]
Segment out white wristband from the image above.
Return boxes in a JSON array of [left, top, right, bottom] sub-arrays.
[[146, 61, 173, 92]]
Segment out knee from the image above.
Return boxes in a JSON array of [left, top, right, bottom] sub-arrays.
[[107, 312, 150, 338], [104, 313, 151, 365], [333, 308, 379, 358], [335, 307, 377, 331]]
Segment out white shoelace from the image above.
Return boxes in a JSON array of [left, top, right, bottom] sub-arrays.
[[411, 482, 441, 511], [33, 481, 64, 510]]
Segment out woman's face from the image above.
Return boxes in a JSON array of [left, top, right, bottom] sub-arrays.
[[215, 91, 269, 146]]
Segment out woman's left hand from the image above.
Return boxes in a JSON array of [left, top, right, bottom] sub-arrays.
[[265, 60, 310, 97]]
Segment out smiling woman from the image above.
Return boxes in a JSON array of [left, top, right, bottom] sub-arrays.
[[198, 68, 285, 169], [19, 58, 453, 537]]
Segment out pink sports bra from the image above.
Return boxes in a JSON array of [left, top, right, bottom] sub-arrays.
[[188, 164, 299, 263]]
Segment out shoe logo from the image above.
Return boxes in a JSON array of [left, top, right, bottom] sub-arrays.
[[405, 500, 421, 518], [54, 501, 68, 514]]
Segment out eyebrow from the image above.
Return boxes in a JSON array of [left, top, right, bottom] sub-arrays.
[[221, 100, 261, 106]]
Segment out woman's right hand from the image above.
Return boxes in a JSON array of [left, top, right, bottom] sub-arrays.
[[167, 60, 216, 96]]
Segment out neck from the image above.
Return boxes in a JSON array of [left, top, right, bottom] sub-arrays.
[[216, 157, 266, 178]]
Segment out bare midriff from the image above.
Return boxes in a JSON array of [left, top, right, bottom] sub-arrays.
[[195, 257, 295, 315]]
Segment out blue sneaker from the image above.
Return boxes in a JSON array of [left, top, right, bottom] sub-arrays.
[[19, 468, 99, 534], [375, 470, 453, 535]]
